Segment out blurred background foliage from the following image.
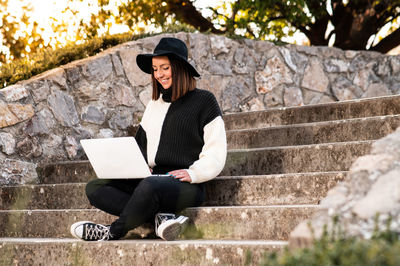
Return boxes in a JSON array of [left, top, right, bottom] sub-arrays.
[[1, 0, 400, 87]]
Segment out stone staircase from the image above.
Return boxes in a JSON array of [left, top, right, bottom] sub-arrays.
[[1, 95, 400, 265]]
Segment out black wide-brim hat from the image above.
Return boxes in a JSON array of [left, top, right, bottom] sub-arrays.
[[136, 37, 200, 77]]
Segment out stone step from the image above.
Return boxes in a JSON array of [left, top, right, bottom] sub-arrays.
[[0, 205, 317, 240], [227, 115, 400, 149], [37, 141, 370, 184], [224, 95, 400, 130], [0, 238, 286, 266], [37, 161, 97, 184], [1, 172, 345, 210], [221, 140, 372, 176]]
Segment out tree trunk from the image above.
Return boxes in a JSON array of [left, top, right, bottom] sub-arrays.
[[166, 0, 223, 34], [370, 27, 400, 53]]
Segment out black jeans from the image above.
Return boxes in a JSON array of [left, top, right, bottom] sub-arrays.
[[85, 175, 205, 239]]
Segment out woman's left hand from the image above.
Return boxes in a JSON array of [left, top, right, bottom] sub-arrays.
[[168, 169, 192, 183]]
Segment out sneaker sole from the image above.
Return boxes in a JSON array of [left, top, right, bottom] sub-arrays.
[[157, 216, 189, 241]]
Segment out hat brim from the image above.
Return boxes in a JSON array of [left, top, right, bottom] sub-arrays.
[[136, 51, 200, 77]]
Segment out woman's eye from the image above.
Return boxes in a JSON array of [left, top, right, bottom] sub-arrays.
[[163, 67, 169, 71]]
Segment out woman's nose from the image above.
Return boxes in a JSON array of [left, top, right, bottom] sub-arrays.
[[155, 70, 163, 78]]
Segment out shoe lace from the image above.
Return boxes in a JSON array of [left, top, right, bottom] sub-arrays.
[[85, 224, 113, 241], [155, 213, 176, 230]]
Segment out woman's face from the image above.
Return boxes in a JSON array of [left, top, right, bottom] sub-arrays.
[[152, 56, 172, 89]]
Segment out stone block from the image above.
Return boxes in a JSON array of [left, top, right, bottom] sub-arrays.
[[47, 90, 79, 127], [64, 136, 80, 159], [197, 75, 229, 105], [138, 87, 152, 107], [28, 79, 50, 103], [333, 76, 363, 100], [25, 108, 56, 136], [263, 85, 284, 108], [35, 68, 68, 89], [283, 86, 304, 107], [76, 81, 109, 102], [0, 103, 34, 128], [372, 126, 400, 158], [323, 58, 349, 73], [189, 33, 212, 70], [97, 128, 114, 138], [210, 35, 230, 55], [111, 53, 126, 77], [17, 136, 43, 159], [108, 108, 134, 130], [221, 76, 253, 112], [111, 82, 137, 107], [0, 132, 15, 155], [40, 134, 65, 160], [81, 55, 113, 82], [240, 97, 265, 112], [279, 47, 308, 73], [0, 159, 37, 185], [0, 84, 29, 102], [81, 106, 106, 125], [233, 47, 256, 74], [119, 49, 151, 87], [353, 68, 380, 92], [301, 58, 329, 93], [352, 167, 400, 219], [361, 83, 391, 98], [255, 55, 292, 94], [206, 59, 232, 75]]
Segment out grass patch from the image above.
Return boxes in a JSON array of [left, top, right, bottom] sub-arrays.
[[259, 228, 400, 266]]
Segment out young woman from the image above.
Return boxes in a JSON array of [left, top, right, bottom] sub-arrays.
[[70, 37, 227, 241]]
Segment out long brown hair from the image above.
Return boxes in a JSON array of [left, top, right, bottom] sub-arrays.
[[151, 55, 196, 102]]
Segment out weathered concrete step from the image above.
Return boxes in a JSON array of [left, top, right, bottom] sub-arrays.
[[222, 140, 372, 176], [0, 238, 286, 266], [37, 161, 97, 184], [0, 205, 317, 240], [224, 95, 400, 130], [1, 172, 346, 210], [37, 140, 369, 183], [227, 115, 400, 149]]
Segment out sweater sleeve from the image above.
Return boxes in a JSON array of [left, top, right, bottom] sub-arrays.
[[134, 125, 147, 163], [187, 115, 227, 183]]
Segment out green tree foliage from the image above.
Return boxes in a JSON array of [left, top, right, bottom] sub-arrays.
[[0, 0, 47, 63], [90, 0, 400, 53], [1, 0, 400, 66]]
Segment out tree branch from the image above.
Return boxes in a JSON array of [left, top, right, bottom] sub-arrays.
[[226, 0, 243, 35], [166, 0, 224, 34], [370, 27, 400, 53], [246, 25, 256, 38]]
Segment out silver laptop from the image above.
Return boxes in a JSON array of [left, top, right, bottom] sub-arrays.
[[81, 137, 167, 179]]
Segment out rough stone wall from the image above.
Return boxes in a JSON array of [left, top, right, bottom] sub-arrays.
[[0, 32, 399, 184], [289, 127, 400, 247]]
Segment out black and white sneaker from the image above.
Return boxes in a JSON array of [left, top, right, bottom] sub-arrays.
[[155, 213, 189, 241], [70, 221, 115, 241]]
